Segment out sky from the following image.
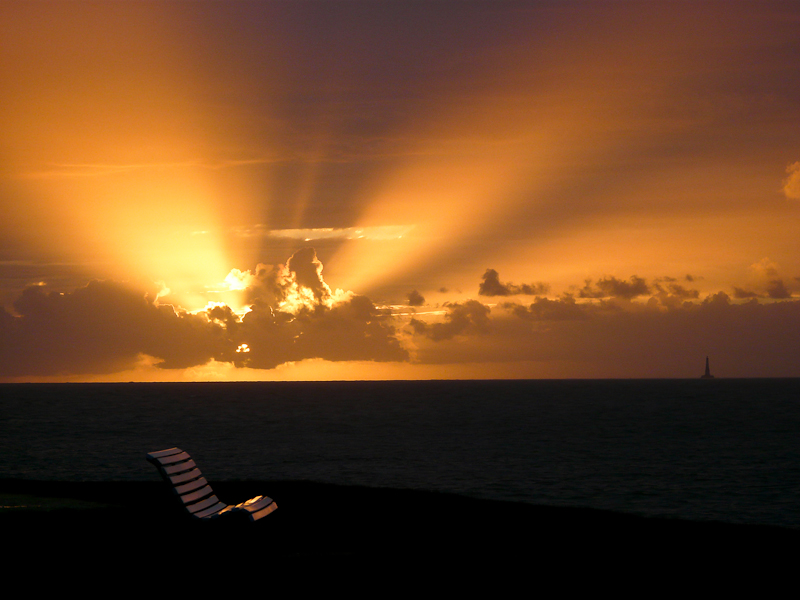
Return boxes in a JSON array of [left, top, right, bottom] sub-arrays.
[[1, 0, 800, 381]]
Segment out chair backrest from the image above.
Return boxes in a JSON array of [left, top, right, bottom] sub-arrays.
[[146, 447, 228, 519]]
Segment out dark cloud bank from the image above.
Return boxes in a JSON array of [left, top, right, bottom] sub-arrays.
[[2, 259, 800, 378], [479, 269, 549, 297], [411, 289, 800, 378], [0, 249, 406, 377]]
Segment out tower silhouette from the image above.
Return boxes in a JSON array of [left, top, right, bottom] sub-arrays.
[[701, 356, 714, 379]]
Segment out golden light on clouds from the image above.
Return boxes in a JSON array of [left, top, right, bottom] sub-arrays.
[[784, 162, 800, 200], [2, 1, 800, 381], [328, 2, 761, 298]]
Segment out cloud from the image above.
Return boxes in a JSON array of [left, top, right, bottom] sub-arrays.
[[408, 290, 800, 377], [232, 293, 407, 369], [412, 300, 491, 341], [650, 279, 700, 307], [243, 247, 340, 313], [749, 258, 780, 280], [478, 269, 549, 297], [407, 290, 425, 306], [732, 287, 759, 299], [0, 280, 221, 375], [783, 162, 800, 200], [732, 259, 796, 299], [287, 247, 331, 306], [663, 284, 699, 299], [222, 269, 254, 291], [579, 276, 650, 299], [766, 279, 791, 299], [503, 295, 589, 321], [6, 254, 800, 380], [0, 249, 408, 377]]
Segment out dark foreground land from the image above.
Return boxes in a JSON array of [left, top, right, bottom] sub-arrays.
[[2, 479, 797, 590]]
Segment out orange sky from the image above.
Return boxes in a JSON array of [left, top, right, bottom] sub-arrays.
[[2, 1, 800, 381]]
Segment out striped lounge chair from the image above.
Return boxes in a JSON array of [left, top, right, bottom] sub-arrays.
[[147, 447, 278, 522]]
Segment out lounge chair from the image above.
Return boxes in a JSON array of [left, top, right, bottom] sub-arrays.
[[146, 447, 277, 522]]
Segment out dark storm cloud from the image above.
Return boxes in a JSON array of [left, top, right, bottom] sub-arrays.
[[733, 287, 759, 299], [503, 295, 589, 321], [732, 277, 795, 300], [478, 269, 549, 297], [0, 249, 407, 377], [766, 279, 791, 299], [663, 284, 699, 299], [650, 279, 700, 307], [412, 300, 491, 342], [234, 294, 406, 369], [407, 290, 425, 306], [579, 276, 650, 299], [0, 281, 221, 376], [409, 291, 800, 377]]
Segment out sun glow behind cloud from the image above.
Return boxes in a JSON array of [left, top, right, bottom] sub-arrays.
[[3, 1, 800, 381], [0, 2, 258, 312]]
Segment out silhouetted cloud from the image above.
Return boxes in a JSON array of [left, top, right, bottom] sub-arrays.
[[407, 290, 425, 306], [233, 293, 407, 369], [6, 254, 800, 379], [0, 281, 220, 375], [579, 276, 650, 299], [408, 289, 800, 377], [0, 250, 408, 377], [413, 300, 491, 341], [287, 247, 331, 306], [766, 279, 791, 299], [651, 279, 700, 307], [479, 269, 549, 297], [733, 287, 759, 299], [503, 295, 588, 321], [665, 284, 699, 299]]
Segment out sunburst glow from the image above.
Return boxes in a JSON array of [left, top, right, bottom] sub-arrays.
[[2, 1, 800, 381]]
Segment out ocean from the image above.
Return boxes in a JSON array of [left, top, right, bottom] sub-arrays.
[[2, 379, 799, 529]]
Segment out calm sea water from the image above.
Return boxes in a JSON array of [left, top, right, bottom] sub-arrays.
[[2, 379, 800, 528]]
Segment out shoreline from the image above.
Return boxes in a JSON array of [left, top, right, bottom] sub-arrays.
[[3, 479, 797, 559], [4, 478, 798, 592]]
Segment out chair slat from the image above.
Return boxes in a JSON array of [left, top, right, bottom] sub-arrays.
[[169, 468, 203, 485], [147, 447, 277, 522], [249, 501, 278, 521], [163, 459, 196, 475], [174, 476, 208, 495], [155, 451, 192, 466], [192, 501, 228, 519], [180, 484, 215, 505], [247, 496, 274, 511], [146, 448, 183, 460], [185, 494, 221, 513], [236, 496, 271, 511]]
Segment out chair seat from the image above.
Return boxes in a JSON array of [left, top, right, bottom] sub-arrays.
[[147, 447, 277, 522]]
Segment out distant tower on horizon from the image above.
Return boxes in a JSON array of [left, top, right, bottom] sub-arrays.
[[701, 356, 714, 379]]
